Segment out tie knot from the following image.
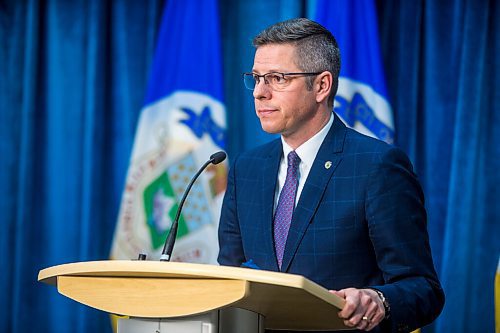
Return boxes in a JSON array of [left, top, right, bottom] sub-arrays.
[[287, 151, 300, 169]]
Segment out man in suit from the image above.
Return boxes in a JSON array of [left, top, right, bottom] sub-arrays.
[[218, 18, 444, 332]]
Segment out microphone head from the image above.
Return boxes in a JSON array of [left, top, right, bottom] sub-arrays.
[[210, 151, 227, 165]]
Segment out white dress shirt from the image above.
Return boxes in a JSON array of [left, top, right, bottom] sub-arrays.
[[274, 114, 334, 212]]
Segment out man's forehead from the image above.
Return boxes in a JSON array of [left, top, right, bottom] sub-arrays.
[[252, 44, 299, 72]]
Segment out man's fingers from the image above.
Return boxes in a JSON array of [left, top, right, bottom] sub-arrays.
[[363, 300, 379, 322], [334, 288, 388, 331], [360, 301, 379, 331], [348, 292, 375, 328], [344, 312, 364, 328], [335, 288, 387, 331], [337, 288, 360, 319], [329, 289, 345, 298], [366, 310, 385, 331]]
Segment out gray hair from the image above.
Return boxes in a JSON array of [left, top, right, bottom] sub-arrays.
[[253, 18, 341, 107]]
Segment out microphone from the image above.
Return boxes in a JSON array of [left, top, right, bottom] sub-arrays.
[[159, 151, 227, 261]]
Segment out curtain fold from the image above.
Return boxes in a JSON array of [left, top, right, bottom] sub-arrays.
[[0, 0, 163, 332], [438, 1, 500, 331], [378, 0, 500, 331]]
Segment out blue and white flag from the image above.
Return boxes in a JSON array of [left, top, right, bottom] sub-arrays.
[[314, 0, 394, 144], [111, 0, 227, 263]]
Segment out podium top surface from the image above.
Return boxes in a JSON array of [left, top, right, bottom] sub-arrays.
[[39, 260, 311, 289], [38, 260, 348, 330]]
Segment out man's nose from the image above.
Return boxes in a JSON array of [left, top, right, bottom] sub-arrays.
[[253, 80, 271, 99]]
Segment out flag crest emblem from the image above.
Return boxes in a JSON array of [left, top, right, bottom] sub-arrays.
[[112, 90, 226, 263]]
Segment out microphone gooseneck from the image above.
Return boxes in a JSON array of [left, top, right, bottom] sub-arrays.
[[159, 151, 227, 261]]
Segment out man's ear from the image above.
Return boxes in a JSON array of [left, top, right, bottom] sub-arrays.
[[315, 71, 333, 104]]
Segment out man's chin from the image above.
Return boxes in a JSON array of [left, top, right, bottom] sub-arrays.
[[260, 124, 282, 135]]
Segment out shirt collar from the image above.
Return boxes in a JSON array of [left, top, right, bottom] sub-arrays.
[[281, 113, 334, 168]]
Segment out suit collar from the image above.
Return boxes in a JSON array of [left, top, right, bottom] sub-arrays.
[[260, 139, 282, 271], [280, 113, 347, 272]]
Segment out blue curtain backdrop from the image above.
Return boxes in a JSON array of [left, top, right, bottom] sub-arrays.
[[1, 1, 498, 332], [0, 0, 164, 332], [377, 1, 499, 331]]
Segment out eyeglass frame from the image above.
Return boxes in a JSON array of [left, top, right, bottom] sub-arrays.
[[242, 71, 323, 91]]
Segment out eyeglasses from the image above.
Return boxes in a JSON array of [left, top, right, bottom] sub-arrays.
[[243, 71, 322, 91]]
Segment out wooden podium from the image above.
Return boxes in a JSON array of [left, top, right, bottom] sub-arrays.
[[38, 260, 348, 332]]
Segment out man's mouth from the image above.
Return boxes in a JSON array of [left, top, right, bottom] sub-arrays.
[[257, 108, 278, 116]]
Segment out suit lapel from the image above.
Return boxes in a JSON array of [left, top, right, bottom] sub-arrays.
[[260, 140, 282, 271], [281, 114, 347, 272]]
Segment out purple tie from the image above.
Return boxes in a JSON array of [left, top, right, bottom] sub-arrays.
[[274, 150, 301, 269]]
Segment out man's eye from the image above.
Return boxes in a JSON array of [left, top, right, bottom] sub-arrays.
[[268, 74, 283, 83]]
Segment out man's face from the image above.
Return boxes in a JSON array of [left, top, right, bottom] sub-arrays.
[[252, 44, 319, 142]]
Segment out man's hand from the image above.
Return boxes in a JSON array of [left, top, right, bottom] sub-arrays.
[[330, 288, 385, 331]]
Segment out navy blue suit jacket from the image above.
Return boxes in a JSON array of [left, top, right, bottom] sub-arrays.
[[218, 114, 444, 332]]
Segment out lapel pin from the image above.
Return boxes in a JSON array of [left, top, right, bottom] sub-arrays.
[[325, 161, 332, 169]]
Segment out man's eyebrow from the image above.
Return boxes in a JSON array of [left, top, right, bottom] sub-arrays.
[[251, 69, 286, 74]]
